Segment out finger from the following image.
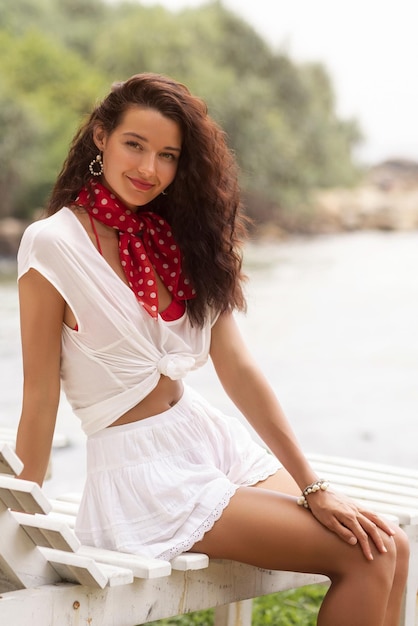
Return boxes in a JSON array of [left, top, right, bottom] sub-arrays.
[[318, 514, 371, 559], [358, 515, 392, 555], [355, 518, 384, 560], [328, 519, 359, 547], [309, 496, 390, 560], [339, 520, 374, 560], [323, 511, 374, 560], [308, 501, 365, 551], [362, 511, 396, 537], [339, 514, 391, 560]]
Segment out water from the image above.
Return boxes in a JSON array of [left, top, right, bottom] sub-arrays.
[[1, 230, 417, 496]]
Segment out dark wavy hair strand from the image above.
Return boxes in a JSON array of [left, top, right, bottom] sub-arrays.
[[47, 73, 249, 326]]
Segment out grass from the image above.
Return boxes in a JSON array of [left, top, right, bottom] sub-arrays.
[[146, 584, 327, 626]]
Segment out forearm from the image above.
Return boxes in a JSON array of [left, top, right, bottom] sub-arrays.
[[16, 381, 60, 486], [16, 419, 55, 486]]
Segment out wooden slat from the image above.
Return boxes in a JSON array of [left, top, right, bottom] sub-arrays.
[[0, 476, 51, 515], [308, 452, 418, 480], [49, 499, 79, 517], [0, 507, 60, 590], [78, 545, 171, 579], [307, 454, 418, 525], [171, 552, 209, 571], [319, 474, 418, 501], [327, 496, 418, 525], [329, 481, 418, 508], [40, 547, 110, 588], [94, 562, 134, 587], [0, 444, 23, 477], [310, 461, 418, 492], [44, 511, 76, 529], [54, 492, 82, 504], [12, 512, 81, 552]]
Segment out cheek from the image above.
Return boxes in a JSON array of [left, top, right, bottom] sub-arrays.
[[102, 148, 119, 171], [163, 161, 179, 182]]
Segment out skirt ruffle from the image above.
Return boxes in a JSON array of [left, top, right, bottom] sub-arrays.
[[75, 385, 281, 560]]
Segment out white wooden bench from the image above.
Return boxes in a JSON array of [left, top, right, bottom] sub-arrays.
[[0, 442, 416, 626]]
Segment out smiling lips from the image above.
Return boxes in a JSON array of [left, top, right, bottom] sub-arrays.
[[128, 176, 155, 192]]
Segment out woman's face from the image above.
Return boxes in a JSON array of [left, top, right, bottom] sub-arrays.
[[93, 106, 182, 210]]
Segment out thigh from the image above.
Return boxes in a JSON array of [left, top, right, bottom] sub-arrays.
[[254, 466, 300, 495], [190, 472, 367, 576], [255, 469, 404, 559]]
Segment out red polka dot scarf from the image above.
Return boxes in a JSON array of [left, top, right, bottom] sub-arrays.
[[75, 180, 196, 319]]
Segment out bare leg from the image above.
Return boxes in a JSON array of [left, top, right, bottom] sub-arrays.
[[257, 471, 410, 626], [191, 469, 409, 626]]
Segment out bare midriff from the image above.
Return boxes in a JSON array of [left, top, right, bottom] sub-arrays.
[[108, 375, 184, 427]]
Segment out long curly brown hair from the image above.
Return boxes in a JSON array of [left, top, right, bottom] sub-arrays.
[[47, 73, 249, 326]]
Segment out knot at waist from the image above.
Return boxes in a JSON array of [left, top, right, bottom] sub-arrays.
[[157, 354, 196, 380]]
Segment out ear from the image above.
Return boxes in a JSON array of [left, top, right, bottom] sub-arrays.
[[92, 125, 107, 151]]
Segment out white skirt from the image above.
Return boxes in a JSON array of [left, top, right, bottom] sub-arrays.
[[75, 385, 281, 561]]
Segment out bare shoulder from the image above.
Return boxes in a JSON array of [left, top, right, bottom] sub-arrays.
[[19, 268, 65, 325]]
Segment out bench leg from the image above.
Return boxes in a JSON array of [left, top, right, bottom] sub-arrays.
[[214, 599, 253, 626], [398, 525, 418, 626]]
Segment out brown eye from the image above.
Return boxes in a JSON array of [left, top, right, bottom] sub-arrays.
[[126, 141, 143, 151]]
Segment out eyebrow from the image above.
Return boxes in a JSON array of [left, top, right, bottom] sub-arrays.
[[122, 131, 181, 152]]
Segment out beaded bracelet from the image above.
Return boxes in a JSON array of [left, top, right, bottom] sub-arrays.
[[297, 479, 330, 509]]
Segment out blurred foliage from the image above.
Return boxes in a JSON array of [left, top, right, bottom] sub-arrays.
[[0, 0, 361, 229]]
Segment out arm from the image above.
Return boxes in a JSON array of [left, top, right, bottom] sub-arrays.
[[15, 269, 65, 486], [210, 312, 394, 559], [209, 311, 317, 490]]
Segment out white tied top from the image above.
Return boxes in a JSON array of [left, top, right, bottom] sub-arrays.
[[17, 208, 218, 436]]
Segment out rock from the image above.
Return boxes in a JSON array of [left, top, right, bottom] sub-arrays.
[[314, 159, 418, 232]]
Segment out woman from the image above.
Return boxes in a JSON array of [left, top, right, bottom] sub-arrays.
[[16, 73, 408, 625]]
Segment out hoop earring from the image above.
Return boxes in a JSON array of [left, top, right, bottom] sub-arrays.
[[161, 189, 168, 196], [89, 154, 104, 176]]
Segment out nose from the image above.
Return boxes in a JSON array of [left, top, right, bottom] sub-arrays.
[[138, 152, 157, 177]]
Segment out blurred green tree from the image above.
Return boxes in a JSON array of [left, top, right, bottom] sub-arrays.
[[0, 0, 361, 229], [0, 84, 39, 217], [0, 27, 107, 216]]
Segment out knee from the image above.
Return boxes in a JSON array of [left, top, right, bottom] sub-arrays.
[[393, 526, 410, 577], [331, 532, 402, 590], [368, 528, 409, 590]]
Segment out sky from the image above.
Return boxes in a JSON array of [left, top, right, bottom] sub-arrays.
[[139, 0, 418, 165]]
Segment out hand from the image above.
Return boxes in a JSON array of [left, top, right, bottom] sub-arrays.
[[306, 489, 396, 560]]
